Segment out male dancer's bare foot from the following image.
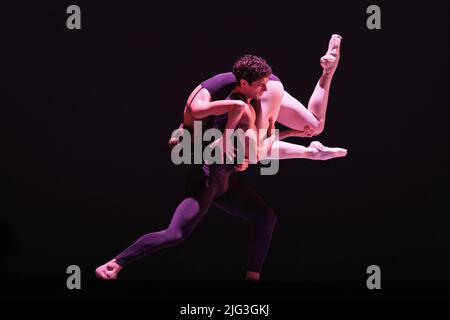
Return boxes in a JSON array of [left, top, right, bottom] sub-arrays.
[[320, 34, 342, 75], [95, 259, 122, 280], [309, 141, 347, 160]]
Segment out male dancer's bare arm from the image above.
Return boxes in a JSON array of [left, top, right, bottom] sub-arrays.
[[190, 98, 252, 159], [205, 100, 249, 139], [190, 99, 246, 119], [168, 98, 248, 149], [189, 87, 247, 130]]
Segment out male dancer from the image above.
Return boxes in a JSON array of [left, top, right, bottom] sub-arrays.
[[96, 35, 345, 281], [169, 34, 345, 168]]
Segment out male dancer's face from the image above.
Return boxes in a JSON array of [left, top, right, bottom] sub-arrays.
[[240, 77, 269, 100]]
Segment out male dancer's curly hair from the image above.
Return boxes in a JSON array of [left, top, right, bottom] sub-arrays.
[[232, 55, 272, 85]]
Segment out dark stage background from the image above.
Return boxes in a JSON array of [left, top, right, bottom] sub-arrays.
[[1, 0, 449, 302]]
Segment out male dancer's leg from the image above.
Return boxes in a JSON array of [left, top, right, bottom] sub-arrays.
[[95, 166, 217, 280], [212, 176, 277, 281]]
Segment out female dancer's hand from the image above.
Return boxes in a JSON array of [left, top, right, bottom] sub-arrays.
[[168, 125, 185, 150], [287, 126, 314, 138], [235, 158, 249, 172]]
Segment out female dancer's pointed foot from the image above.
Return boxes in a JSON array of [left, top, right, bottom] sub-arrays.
[[309, 141, 347, 160], [95, 259, 122, 280], [320, 34, 343, 74]]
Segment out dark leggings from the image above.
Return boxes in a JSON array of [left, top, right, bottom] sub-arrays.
[[114, 164, 277, 273]]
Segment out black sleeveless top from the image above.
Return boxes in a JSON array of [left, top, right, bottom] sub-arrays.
[[201, 72, 281, 101]]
